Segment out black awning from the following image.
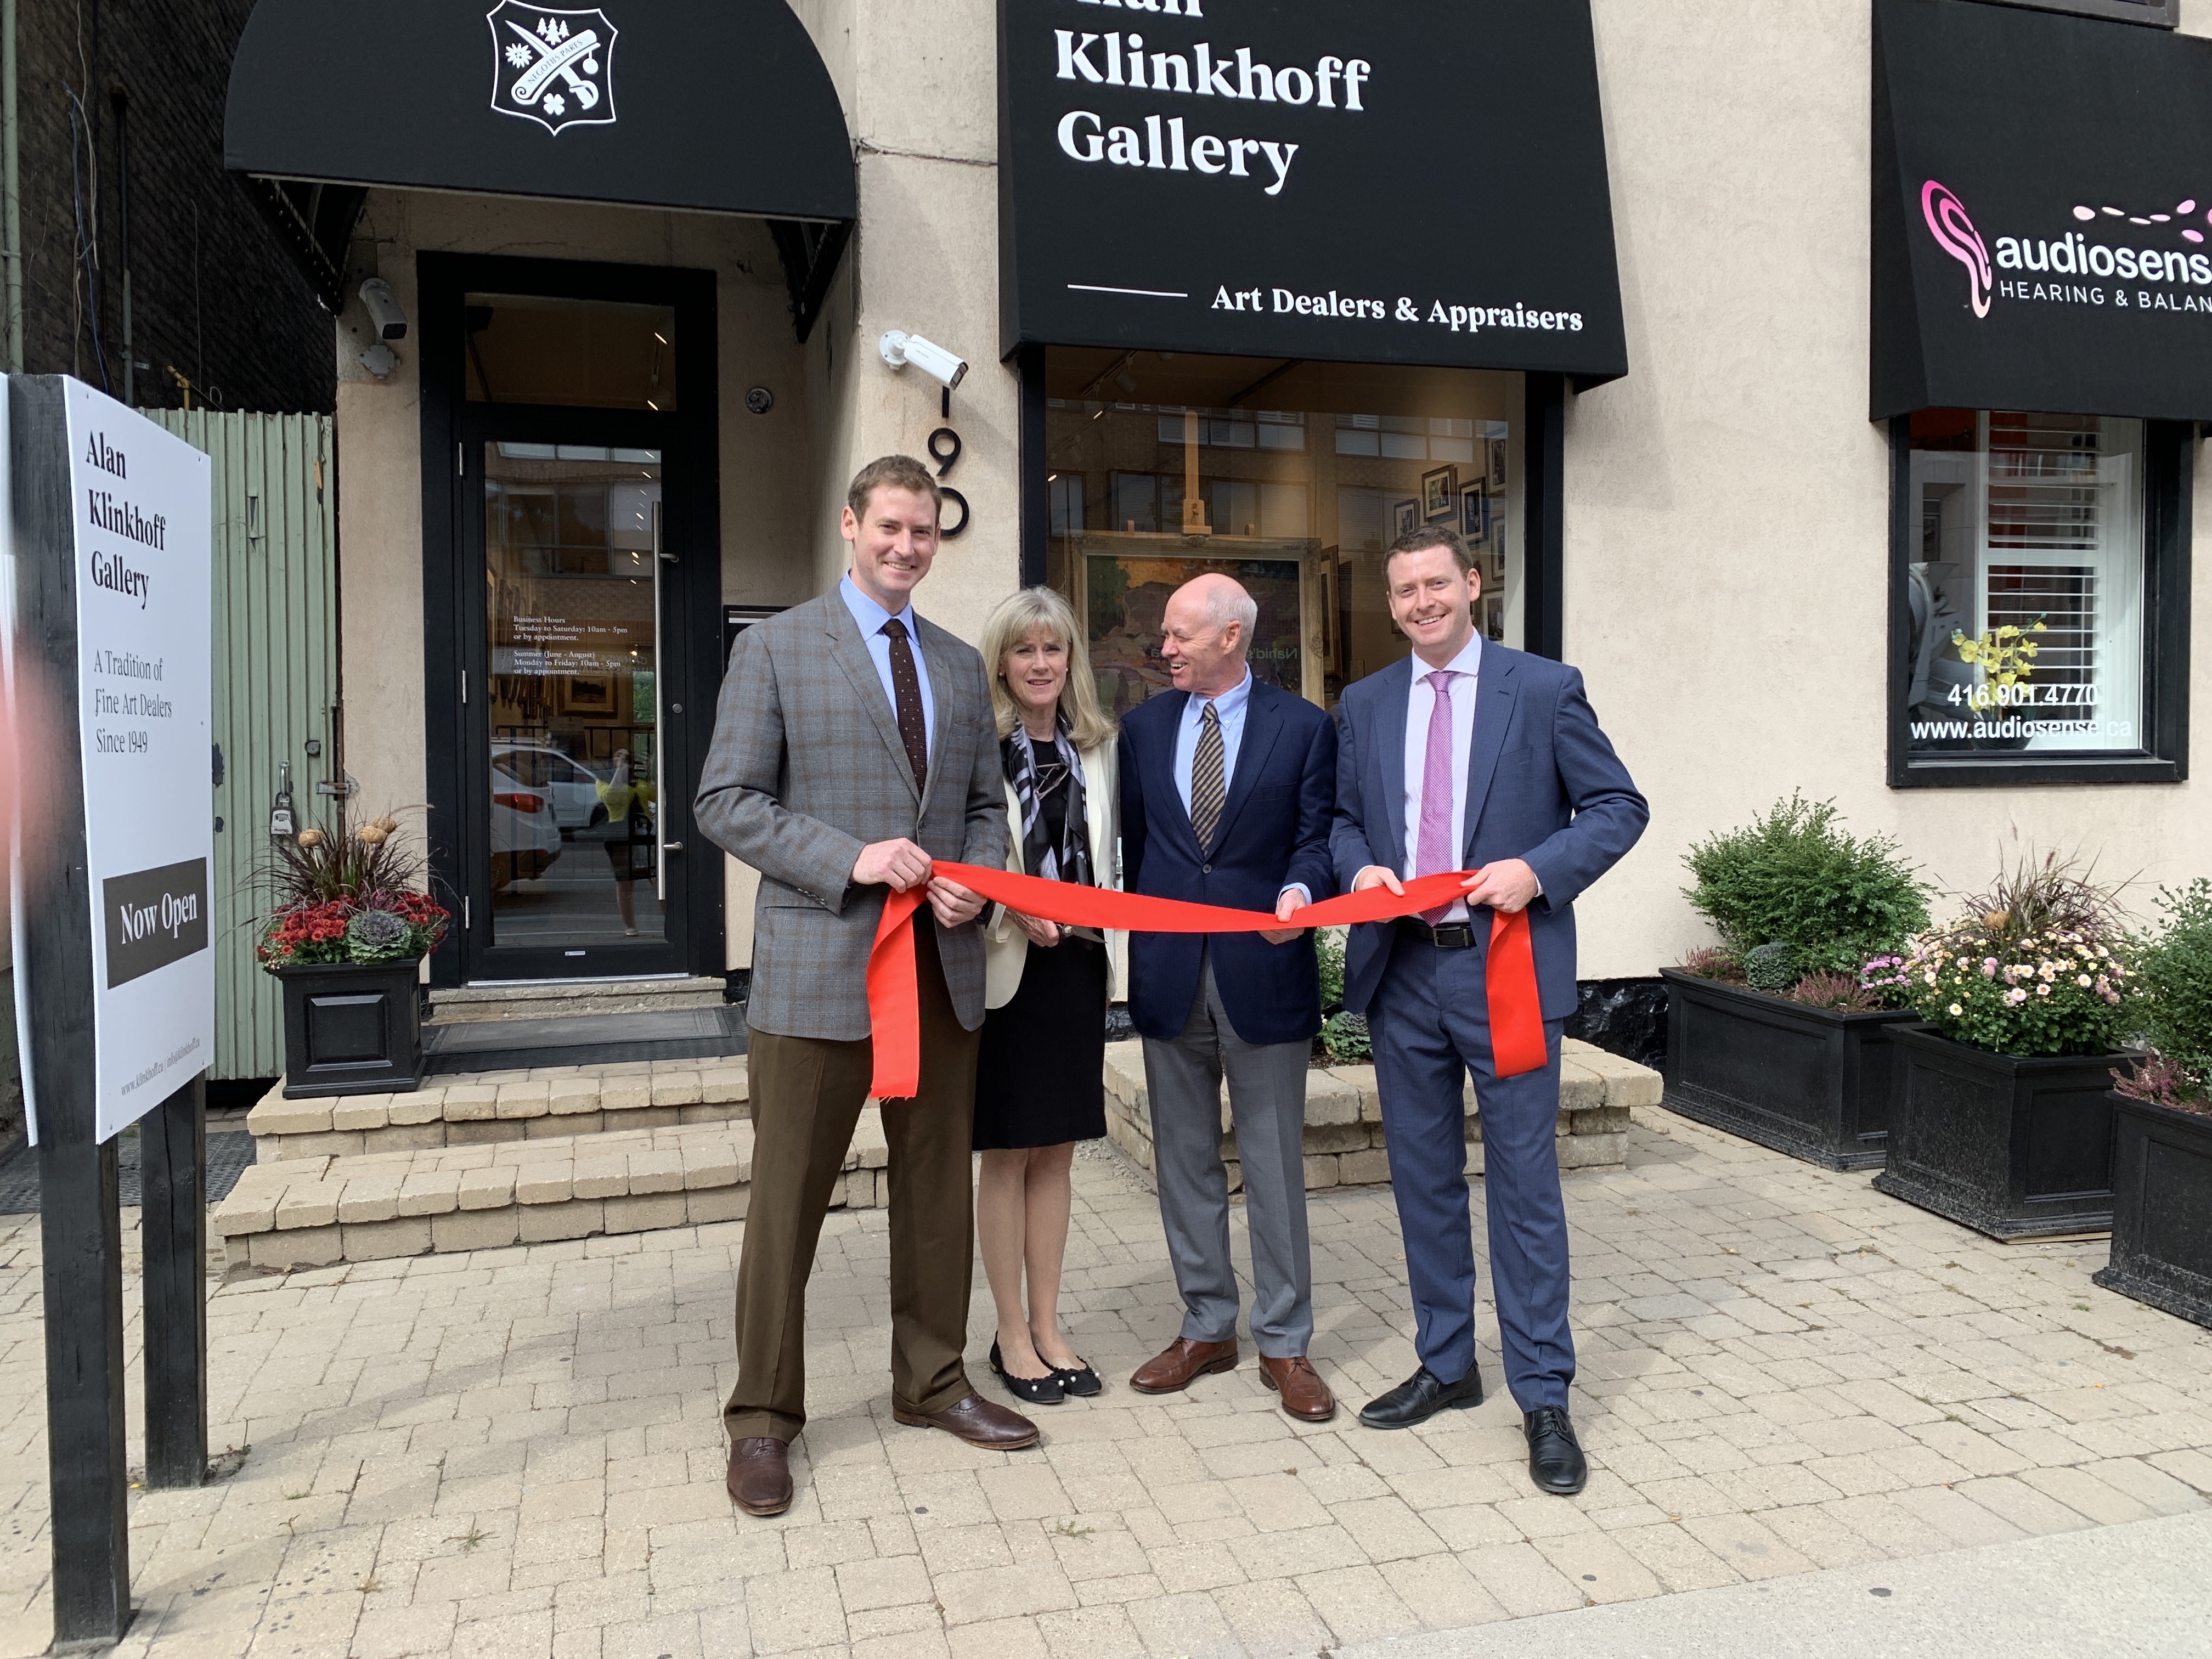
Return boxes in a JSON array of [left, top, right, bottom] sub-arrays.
[[1874, 0, 2212, 421], [996, 0, 1626, 387], [227, 1, 855, 330]]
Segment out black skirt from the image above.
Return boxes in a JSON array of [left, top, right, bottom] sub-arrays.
[[972, 935, 1108, 1150]]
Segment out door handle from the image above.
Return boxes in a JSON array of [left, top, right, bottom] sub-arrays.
[[661, 842, 684, 853]]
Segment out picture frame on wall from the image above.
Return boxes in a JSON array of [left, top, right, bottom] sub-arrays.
[[1485, 597, 1505, 641], [562, 675, 614, 715], [1421, 465, 1457, 520], [1488, 437, 1508, 492], [1393, 498, 1422, 539], [1461, 483, 1488, 544]]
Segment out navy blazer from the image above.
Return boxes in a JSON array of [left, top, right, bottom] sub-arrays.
[[1120, 679, 1338, 1046], [1330, 645, 1647, 1021]]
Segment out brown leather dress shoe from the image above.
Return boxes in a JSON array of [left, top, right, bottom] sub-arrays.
[[1129, 1337, 1239, 1395], [726, 1437, 793, 1517], [1258, 1355, 1337, 1422], [893, 1392, 1041, 1449]]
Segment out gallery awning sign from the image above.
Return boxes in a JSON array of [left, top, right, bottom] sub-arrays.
[[1874, 0, 2212, 421], [996, 0, 1629, 385], [225, 1, 857, 329]]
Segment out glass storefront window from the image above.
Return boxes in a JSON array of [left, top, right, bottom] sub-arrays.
[[1904, 410, 2146, 758], [464, 294, 678, 410], [1042, 349, 1515, 714]]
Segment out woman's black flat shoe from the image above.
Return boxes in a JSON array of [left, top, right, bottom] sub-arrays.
[[990, 1341, 1065, 1405], [1051, 1360, 1103, 1398]]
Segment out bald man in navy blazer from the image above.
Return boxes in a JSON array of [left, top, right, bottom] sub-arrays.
[[1332, 526, 1645, 1497]]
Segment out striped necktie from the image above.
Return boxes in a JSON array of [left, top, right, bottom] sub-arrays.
[[1190, 701, 1225, 850]]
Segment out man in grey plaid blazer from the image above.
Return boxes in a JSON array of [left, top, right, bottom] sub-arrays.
[[697, 456, 1035, 1517]]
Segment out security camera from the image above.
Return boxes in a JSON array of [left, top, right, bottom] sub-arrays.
[[359, 278, 408, 342], [879, 330, 967, 391]]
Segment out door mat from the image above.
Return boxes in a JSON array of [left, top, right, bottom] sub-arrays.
[[0, 1126, 258, 1216]]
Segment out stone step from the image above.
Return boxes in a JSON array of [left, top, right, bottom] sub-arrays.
[[246, 1059, 751, 1162], [211, 1110, 890, 1274], [1101, 1036, 1658, 1191], [427, 975, 730, 1023]]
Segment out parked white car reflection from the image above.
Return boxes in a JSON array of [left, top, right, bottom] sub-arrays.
[[492, 743, 608, 833]]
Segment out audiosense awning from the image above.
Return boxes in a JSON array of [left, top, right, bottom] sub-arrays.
[[1873, 0, 2212, 421], [225, 0, 856, 336]]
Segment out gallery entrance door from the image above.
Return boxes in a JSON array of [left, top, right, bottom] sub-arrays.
[[421, 258, 723, 986]]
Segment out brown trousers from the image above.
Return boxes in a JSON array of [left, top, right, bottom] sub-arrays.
[[724, 920, 980, 1443]]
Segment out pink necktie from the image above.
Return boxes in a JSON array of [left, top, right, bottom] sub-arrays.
[[1417, 670, 1460, 924]]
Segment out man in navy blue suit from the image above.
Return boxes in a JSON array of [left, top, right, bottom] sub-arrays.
[[1119, 573, 1339, 1424], [1333, 527, 1645, 1496]]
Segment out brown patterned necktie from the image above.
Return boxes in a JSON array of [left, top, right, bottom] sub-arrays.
[[1190, 701, 1225, 850], [881, 617, 928, 797]]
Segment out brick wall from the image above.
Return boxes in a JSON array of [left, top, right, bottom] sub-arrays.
[[16, 0, 332, 414]]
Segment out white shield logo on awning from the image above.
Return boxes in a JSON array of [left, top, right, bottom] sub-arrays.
[[488, 3, 618, 135]]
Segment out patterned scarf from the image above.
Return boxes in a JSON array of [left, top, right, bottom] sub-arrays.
[[1004, 720, 1093, 889]]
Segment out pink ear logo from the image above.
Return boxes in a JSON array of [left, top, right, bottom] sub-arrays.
[[1922, 180, 1992, 319]]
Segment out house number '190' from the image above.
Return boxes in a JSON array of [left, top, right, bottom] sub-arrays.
[[928, 426, 970, 538]]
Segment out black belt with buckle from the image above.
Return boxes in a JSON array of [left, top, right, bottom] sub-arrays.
[[1397, 917, 1477, 949]]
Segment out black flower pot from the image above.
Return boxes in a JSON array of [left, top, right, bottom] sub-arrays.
[[1659, 969, 1915, 1170], [275, 960, 425, 1099], [2094, 1092, 2212, 1330], [1874, 1025, 2127, 1241]]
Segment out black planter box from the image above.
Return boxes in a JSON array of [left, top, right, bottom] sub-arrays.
[[1874, 1025, 2126, 1241], [1659, 969, 1914, 1170], [275, 960, 425, 1099], [2094, 1092, 2212, 1330]]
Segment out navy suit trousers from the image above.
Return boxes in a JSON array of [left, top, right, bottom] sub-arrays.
[[1369, 931, 1573, 1410]]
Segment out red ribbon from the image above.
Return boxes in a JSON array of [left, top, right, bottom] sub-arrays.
[[866, 862, 1549, 1099]]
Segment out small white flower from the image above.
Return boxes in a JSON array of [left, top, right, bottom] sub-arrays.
[[2077, 974, 2094, 988], [1948, 1003, 1963, 1017], [2037, 984, 2051, 997]]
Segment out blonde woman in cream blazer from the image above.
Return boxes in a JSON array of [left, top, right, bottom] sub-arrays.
[[972, 587, 1124, 1408]]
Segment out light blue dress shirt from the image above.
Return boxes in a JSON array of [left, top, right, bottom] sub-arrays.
[[1172, 669, 1306, 904], [840, 574, 934, 755]]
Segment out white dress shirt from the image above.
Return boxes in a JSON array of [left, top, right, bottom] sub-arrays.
[[1169, 667, 1306, 905], [839, 573, 934, 755], [1401, 634, 1484, 923]]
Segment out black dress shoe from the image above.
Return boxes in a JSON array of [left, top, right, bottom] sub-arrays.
[[1050, 1359, 1103, 1397], [1357, 1364, 1484, 1430], [990, 1341, 1065, 1406], [1523, 1406, 1588, 1495]]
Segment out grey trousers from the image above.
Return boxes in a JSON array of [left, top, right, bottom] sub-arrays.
[[1141, 957, 1314, 1357]]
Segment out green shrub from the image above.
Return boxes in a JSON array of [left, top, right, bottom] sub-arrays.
[[1316, 928, 1347, 1011], [2134, 879, 2212, 1091], [1683, 794, 1932, 977], [1322, 1011, 1372, 1063]]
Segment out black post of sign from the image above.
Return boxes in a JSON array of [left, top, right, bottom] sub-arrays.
[[14, 376, 134, 1646], [140, 1072, 208, 1488]]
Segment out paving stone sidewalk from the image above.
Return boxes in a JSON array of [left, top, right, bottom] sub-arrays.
[[2, 1106, 2209, 1659]]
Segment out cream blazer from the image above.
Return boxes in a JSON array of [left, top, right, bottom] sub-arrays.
[[983, 737, 1127, 1010]]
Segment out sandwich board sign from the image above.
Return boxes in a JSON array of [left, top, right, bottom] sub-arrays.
[[11, 377, 213, 1143]]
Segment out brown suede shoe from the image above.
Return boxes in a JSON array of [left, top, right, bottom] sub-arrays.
[[1258, 1355, 1337, 1423], [893, 1392, 1041, 1449], [1129, 1337, 1239, 1395], [726, 1437, 793, 1516]]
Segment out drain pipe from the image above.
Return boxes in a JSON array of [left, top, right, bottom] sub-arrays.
[[2, 0, 18, 374]]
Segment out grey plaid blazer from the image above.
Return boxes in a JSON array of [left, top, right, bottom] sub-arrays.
[[696, 588, 1008, 1041]]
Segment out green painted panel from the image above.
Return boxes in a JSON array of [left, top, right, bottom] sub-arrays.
[[148, 411, 337, 1081]]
